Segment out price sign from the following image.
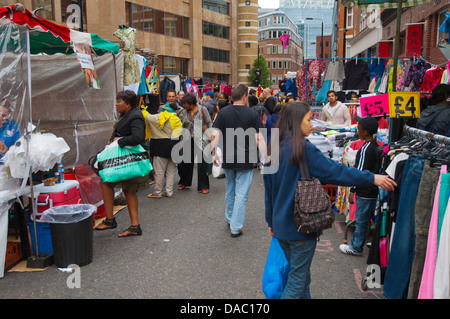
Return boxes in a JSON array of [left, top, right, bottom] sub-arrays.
[[359, 94, 390, 117], [388, 92, 421, 118]]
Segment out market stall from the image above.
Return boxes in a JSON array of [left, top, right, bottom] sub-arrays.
[[0, 4, 122, 276]]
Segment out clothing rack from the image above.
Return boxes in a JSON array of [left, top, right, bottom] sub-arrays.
[[403, 125, 450, 146], [303, 57, 426, 101]]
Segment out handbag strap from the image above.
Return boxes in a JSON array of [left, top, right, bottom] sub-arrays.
[[299, 142, 311, 180]]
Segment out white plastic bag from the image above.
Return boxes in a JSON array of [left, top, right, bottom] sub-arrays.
[[38, 204, 96, 224], [212, 147, 224, 178]]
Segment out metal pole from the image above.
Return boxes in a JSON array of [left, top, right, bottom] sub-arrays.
[[321, 21, 324, 58], [392, 0, 403, 91]]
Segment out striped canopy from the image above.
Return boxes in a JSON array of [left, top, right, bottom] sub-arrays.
[[341, 0, 434, 10], [0, 4, 119, 55]]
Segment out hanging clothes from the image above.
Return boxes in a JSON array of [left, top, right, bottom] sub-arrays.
[[114, 27, 141, 86], [160, 76, 176, 104], [296, 64, 307, 101], [342, 59, 370, 90], [419, 67, 445, 93], [404, 59, 431, 92]]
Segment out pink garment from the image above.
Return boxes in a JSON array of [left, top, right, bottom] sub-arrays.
[[418, 165, 447, 299], [280, 34, 290, 50]]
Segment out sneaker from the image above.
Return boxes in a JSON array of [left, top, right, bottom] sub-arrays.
[[339, 244, 362, 256]]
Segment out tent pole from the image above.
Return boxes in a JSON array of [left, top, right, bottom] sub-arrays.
[[392, 0, 403, 91]]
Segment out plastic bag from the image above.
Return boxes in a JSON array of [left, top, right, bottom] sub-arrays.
[[212, 147, 224, 178], [97, 141, 152, 183], [262, 237, 290, 299], [37, 204, 96, 224]]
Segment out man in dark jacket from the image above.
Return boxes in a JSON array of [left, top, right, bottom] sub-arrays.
[[204, 90, 218, 118], [417, 84, 450, 137]]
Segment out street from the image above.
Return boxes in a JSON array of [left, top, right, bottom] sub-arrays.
[[0, 169, 384, 300]]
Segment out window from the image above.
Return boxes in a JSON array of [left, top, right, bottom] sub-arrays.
[[438, 11, 448, 46], [272, 61, 276, 69], [267, 62, 271, 69], [203, 21, 230, 39], [161, 56, 188, 75], [203, 72, 229, 83], [202, 0, 230, 15], [32, 0, 54, 20], [347, 7, 353, 28], [245, 64, 250, 69], [245, 43, 250, 48], [272, 75, 276, 84], [272, 46, 276, 54], [203, 47, 230, 63], [278, 45, 282, 54], [126, 3, 189, 39], [284, 61, 288, 69], [267, 46, 271, 54], [245, 1, 250, 4], [245, 22, 250, 27], [278, 61, 282, 69], [360, 10, 367, 30]]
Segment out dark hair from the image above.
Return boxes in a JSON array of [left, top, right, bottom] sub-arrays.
[[218, 99, 228, 109], [218, 92, 229, 101], [249, 88, 256, 95], [181, 93, 198, 106], [116, 90, 138, 108], [167, 89, 176, 97], [231, 84, 248, 102], [431, 84, 450, 105], [285, 96, 295, 103], [269, 102, 311, 165], [327, 90, 337, 97], [248, 95, 259, 107]]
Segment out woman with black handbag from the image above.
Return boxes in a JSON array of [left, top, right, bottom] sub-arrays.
[[94, 90, 147, 237], [263, 102, 397, 299]]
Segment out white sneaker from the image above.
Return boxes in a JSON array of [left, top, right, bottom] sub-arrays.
[[339, 244, 362, 256]]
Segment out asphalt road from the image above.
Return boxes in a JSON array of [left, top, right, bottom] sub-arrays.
[[0, 168, 384, 300]]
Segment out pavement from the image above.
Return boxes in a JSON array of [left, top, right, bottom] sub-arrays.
[[0, 169, 385, 300]]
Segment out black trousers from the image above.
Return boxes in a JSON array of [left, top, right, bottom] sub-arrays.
[[178, 139, 209, 191]]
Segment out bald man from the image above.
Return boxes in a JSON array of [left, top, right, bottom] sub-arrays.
[[262, 88, 276, 115]]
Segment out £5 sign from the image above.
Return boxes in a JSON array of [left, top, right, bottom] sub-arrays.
[[359, 94, 390, 118]]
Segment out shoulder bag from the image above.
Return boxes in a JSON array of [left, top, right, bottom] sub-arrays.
[[293, 147, 334, 235]]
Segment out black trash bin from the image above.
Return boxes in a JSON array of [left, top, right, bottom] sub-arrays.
[[38, 204, 96, 268]]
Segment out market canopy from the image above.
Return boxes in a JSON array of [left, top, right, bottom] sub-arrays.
[[0, 3, 119, 55], [341, 0, 433, 9]]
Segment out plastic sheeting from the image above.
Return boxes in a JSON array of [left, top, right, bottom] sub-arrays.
[[37, 204, 96, 224]]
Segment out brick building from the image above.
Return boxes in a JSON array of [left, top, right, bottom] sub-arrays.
[[258, 10, 303, 88]]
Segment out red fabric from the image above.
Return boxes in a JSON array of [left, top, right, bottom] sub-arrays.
[[419, 67, 445, 93], [0, 4, 71, 43]]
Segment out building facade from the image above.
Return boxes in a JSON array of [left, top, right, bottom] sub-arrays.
[[277, 0, 334, 60], [258, 10, 303, 88], [1, 0, 259, 85]]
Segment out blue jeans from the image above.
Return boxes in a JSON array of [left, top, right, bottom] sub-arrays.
[[350, 196, 377, 253], [224, 169, 253, 234], [383, 156, 424, 299], [278, 239, 317, 299]]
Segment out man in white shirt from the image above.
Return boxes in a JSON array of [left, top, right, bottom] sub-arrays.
[[321, 90, 351, 127]]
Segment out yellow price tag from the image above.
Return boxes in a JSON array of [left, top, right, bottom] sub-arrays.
[[389, 92, 421, 119]]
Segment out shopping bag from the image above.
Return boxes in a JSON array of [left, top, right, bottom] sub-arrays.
[[262, 237, 290, 299], [97, 141, 152, 183], [212, 147, 224, 178]]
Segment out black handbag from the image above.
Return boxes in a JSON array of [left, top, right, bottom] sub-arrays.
[[293, 150, 334, 235]]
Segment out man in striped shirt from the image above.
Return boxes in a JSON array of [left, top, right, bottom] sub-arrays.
[[340, 116, 381, 256]]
